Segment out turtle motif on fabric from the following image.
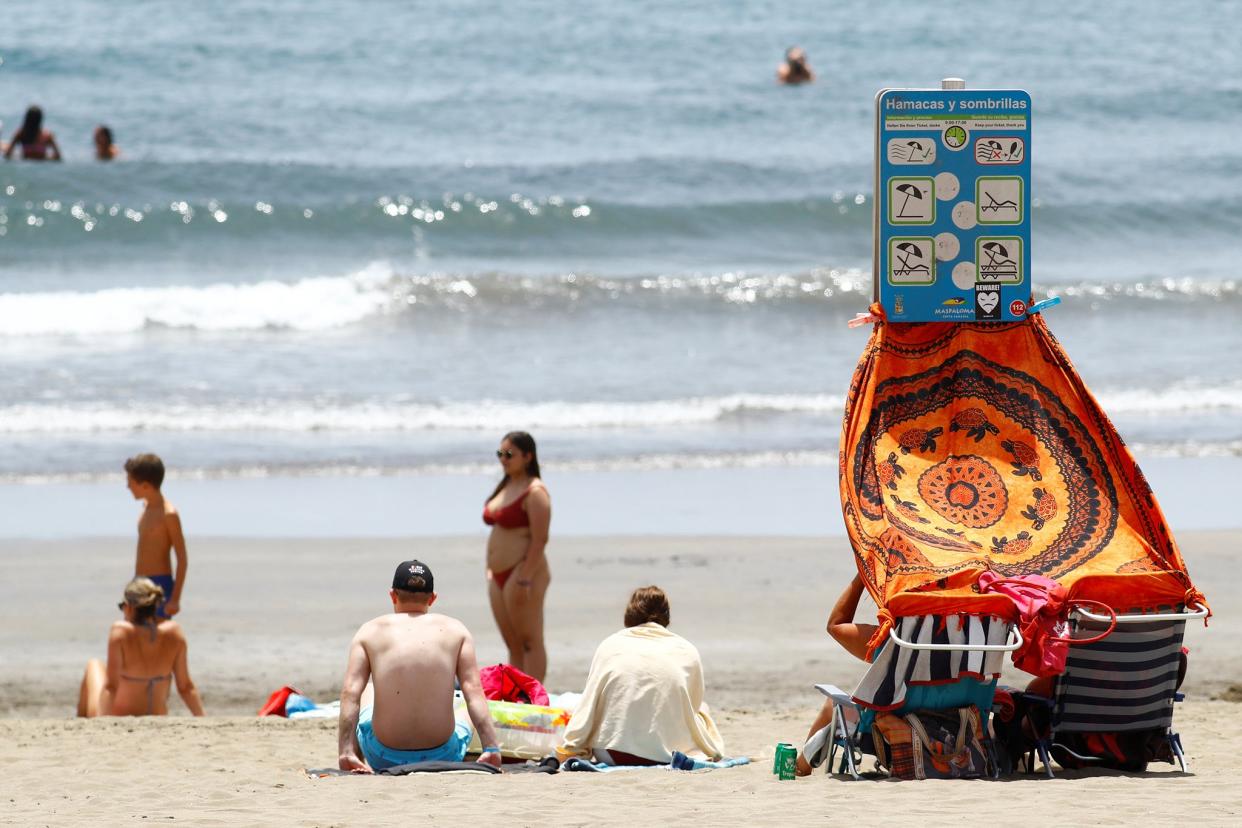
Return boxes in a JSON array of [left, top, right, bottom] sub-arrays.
[[888, 494, 931, 524], [877, 452, 905, 491], [897, 426, 944, 455], [949, 408, 1000, 442], [990, 531, 1033, 556], [1021, 488, 1057, 530], [1001, 439, 1043, 481]]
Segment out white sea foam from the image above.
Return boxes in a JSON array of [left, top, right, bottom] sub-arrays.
[[0, 393, 845, 434], [0, 450, 841, 485], [0, 263, 396, 336], [1096, 384, 1242, 415], [0, 383, 1237, 435]]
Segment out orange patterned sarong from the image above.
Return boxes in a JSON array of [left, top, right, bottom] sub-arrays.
[[840, 306, 1206, 650]]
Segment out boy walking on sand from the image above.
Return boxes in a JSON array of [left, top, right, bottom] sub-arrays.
[[124, 454, 188, 618]]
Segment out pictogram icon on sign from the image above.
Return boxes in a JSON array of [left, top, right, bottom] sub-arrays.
[[888, 138, 936, 165], [942, 124, 968, 150], [976, 177, 1023, 224], [888, 177, 935, 224], [976, 237, 1023, 284], [975, 137, 1024, 164], [888, 237, 936, 285]]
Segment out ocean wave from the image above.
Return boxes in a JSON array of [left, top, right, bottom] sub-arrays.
[[3, 266, 1241, 338], [1097, 384, 1242, 415], [0, 450, 839, 485], [4, 440, 1240, 487], [0, 393, 844, 434], [0, 382, 1237, 436], [4, 184, 1241, 255], [0, 263, 397, 335], [0, 267, 873, 335]]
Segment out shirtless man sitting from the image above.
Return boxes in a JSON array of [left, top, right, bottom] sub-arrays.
[[337, 560, 503, 772]]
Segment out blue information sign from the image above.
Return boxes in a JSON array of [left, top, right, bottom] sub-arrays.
[[875, 88, 1032, 322]]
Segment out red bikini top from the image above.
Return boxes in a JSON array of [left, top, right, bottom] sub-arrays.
[[483, 486, 534, 529]]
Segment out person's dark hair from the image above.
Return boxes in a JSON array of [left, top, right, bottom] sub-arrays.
[[488, 431, 541, 500], [624, 586, 670, 628], [18, 106, 43, 147], [124, 453, 166, 489], [97, 125, 114, 145]]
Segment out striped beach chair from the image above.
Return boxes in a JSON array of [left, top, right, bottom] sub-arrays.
[[1030, 603, 1207, 776], [814, 614, 1021, 779]]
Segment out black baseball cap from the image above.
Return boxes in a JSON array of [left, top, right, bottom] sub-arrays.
[[392, 559, 434, 593]]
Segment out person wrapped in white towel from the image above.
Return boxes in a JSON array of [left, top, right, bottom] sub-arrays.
[[557, 586, 725, 766]]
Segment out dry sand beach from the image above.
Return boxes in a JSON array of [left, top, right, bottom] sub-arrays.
[[2, 533, 1239, 825]]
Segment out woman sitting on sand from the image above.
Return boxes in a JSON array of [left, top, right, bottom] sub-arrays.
[[77, 577, 206, 717], [483, 431, 552, 681]]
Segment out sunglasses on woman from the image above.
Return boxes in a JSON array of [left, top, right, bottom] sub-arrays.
[[496, 449, 514, 459]]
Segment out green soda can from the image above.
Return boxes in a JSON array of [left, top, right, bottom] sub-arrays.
[[773, 742, 791, 774], [778, 744, 797, 780]]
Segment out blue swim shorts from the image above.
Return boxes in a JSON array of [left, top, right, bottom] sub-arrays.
[[356, 705, 473, 770], [144, 574, 176, 619]]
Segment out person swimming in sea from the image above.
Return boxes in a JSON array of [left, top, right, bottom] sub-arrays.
[[3, 105, 62, 161], [94, 125, 120, 161], [777, 46, 815, 85]]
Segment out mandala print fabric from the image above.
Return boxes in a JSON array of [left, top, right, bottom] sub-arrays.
[[840, 307, 1205, 634]]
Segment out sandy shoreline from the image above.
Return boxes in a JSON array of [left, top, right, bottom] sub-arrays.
[[3, 705, 1240, 827], [2, 533, 1238, 824]]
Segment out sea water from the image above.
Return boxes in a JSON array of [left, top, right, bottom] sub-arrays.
[[2, 0, 1240, 488]]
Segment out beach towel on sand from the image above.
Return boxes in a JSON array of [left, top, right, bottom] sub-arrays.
[[560, 752, 749, 773], [306, 761, 558, 777], [306, 762, 500, 777], [840, 307, 1207, 658]]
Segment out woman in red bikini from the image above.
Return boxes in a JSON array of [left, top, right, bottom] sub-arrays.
[[3, 106, 62, 161], [483, 431, 552, 681]]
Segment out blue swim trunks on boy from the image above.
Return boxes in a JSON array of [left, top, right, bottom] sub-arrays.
[[356, 706, 473, 770], [145, 574, 176, 619]]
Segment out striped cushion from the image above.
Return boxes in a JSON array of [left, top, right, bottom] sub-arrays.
[[853, 615, 1009, 711], [1054, 618, 1185, 733]]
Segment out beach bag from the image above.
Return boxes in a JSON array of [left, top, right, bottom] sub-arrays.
[[872, 706, 995, 780], [480, 664, 549, 706], [977, 572, 1117, 677], [257, 685, 302, 717]]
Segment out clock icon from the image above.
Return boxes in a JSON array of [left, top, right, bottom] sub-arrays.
[[942, 125, 968, 150]]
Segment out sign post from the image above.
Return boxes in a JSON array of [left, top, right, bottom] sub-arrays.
[[875, 80, 1032, 322]]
